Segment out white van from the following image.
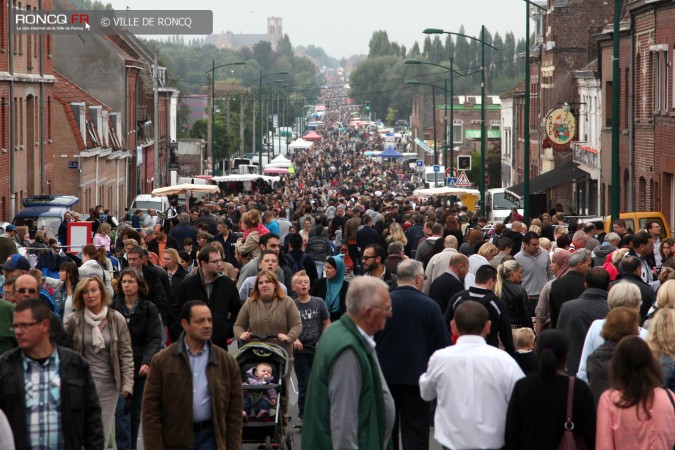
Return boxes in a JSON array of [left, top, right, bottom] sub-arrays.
[[424, 166, 446, 188], [486, 188, 523, 223], [176, 177, 209, 202], [127, 195, 170, 221]]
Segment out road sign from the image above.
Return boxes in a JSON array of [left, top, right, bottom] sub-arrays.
[[433, 165, 440, 173], [68, 161, 79, 169], [447, 177, 458, 187], [455, 171, 471, 187], [445, 167, 458, 178], [416, 160, 424, 167]]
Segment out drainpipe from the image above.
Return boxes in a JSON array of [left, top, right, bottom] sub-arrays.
[[8, 1, 16, 218], [628, 12, 635, 210], [39, 0, 44, 193]]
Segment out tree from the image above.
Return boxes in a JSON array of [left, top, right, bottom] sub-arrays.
[[422, 36, 432, 60], [386, 107, 398, 125], [277, 34, 293, 59], [503, 32, 517, 78], [369, 30, 393, 57], [444, 34, 455, 62], [454, 25, 471, 73], [408, 42, 421, 57]]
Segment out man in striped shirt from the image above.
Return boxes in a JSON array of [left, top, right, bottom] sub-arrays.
[[0, 298, 103, 449]]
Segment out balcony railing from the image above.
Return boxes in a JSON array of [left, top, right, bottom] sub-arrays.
[[572, 142, 600, 169]]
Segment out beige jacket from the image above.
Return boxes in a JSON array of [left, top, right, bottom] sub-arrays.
[[65, 307, 135, 394]]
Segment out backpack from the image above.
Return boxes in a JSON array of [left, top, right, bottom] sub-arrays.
[[285, 252, 308, 275]]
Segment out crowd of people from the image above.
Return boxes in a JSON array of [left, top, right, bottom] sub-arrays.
[[0, 116, 673, 449]]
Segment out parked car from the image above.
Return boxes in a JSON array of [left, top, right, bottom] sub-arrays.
[[12, 195, 79, 239]]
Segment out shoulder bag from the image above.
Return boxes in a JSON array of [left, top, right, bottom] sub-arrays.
[[557, 376, 588, 450]]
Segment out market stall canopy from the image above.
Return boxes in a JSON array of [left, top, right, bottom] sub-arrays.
[[380, 146, 402, 159], [267, 154, 292, 167], [151, 184, 220, 197], [288, 138, 313, 150], [211, 174, 280, 183], [302, 130, 323, 141], [263, 167, 290, 174], [413, 186, 480, 197]]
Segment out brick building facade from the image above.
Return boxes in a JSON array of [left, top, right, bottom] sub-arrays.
[[0, 0, 56, 219], [599, 0, 675, 227]]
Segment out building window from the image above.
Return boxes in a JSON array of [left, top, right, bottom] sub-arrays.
[[452, 122, 463, 144], [652, 46, 669, 113]]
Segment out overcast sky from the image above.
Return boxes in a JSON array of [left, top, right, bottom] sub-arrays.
[[105, 0, 530, 60]]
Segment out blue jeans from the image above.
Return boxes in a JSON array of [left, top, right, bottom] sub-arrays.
[[193, 425, 217, 450], [294, 351, 314, 419], [314, 261, 325, 278], [115, 377, 146, 450]]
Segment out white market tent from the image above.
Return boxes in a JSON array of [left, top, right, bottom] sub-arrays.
[[267, 154, 293, 167], [211, 174, 280, 183], [151, 184, 220, 197], [288, 138, 313, 150], [413, 186, 480, 197]]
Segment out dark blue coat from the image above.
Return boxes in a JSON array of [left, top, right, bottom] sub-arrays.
[[375, 285, 451, 385]]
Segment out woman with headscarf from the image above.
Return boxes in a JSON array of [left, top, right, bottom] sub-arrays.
[[310, 255, 350, 322], [535, 249, 572, 334]]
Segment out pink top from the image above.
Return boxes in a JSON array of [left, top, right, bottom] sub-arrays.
[[596, 388, 675, 450], [92, 233, 111, 252]]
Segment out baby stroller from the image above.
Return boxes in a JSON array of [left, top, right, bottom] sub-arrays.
[[235, 340, 295, 450]]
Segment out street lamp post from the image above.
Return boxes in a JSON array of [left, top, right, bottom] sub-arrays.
[[523, 0, 547, 225], [611, 0, 621, 220], [257, 70, 289, 168], [404, 59, 462, 173], [406, 80, 441, 187], [424, 27, 498, 216], [206, 60, 246, 174]]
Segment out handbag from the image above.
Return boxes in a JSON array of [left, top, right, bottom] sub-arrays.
[[557, 376, 588, 450]]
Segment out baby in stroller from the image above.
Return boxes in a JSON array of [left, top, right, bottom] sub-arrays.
[[243, 362, 278, 420]]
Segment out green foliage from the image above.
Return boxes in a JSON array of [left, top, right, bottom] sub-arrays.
[[350, 26, 525, 123], [385, 107, 398, 125], [369, 31, 394, 58]]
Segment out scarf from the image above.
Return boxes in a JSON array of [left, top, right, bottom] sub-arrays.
[[325, 255, 345, 313], [84, 306, 108, 353], [244, 223, 270, 239], [552, 249, 572, 279]]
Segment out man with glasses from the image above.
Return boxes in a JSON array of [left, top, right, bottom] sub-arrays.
[[375, 260, 451, 450], [303, 276, 396, 450], [0, 298, 104, 449], [363, 244, 397, 290], [174, 245, 240, 348], [14, 274, 68, 346]]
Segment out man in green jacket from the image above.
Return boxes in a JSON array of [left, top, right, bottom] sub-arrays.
[[303, 276, 396, 450]]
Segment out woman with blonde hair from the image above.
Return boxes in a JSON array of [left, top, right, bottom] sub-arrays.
[[384, 222, 407, 247], [495, 260, 531, 329], [93, 222, 112, 252], [578, 281, 647, 382], [645, 279, 675, 329], [647, 308, 675, 391], [465, 242, 498, 289], [65, 276, 134, 446]]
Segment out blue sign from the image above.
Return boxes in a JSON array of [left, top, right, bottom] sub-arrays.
[[433, 165, 440, 173], [447, 177, 458, 187], [416, 160, 424, 167], [68, 161, 79, 169]]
